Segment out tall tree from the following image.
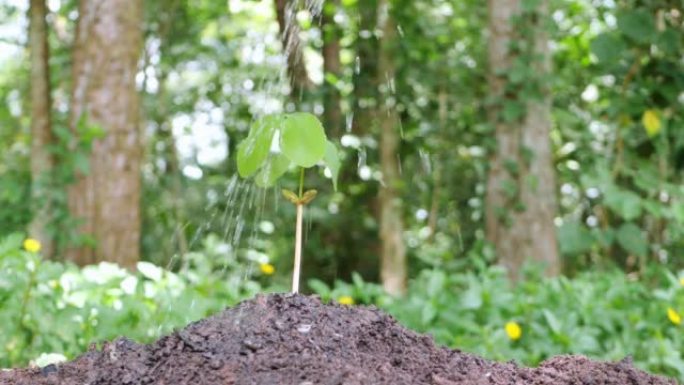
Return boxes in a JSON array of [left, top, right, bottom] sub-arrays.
[[376, 0, 406, 295], [485, 0, 560, 280], [67, 0, 143, 268], [28, 0, 55, 257], [321, 0, 379, 283], [351, 0, 378, 136], [274, 0, 313, 99], [152, 0, 188, 261], [321, 0, 343, 136]]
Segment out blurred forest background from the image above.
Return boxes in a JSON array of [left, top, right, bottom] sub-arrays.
[[2, 0, 684, 379]]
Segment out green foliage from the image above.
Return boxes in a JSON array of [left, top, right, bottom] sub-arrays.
[[323, 142, 341, 191], [236, 113, 339, 190], [312, 264, 684, 380], [558, 221, 593, 256], [237, 116, 278, 178], [0, 234, 270, 367], [616, 10, 656, 44], [616, 223, 648, 258], [0, 52, 31, 235], [554, 0, 684, 272], [590, 33, 625, 65], [280, 113, 327, 168]]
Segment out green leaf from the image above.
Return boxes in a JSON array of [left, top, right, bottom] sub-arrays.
[[593, 228, 615, 248], [53, 126, 73, 144], [633, 164, 660, 192], [425, 270, 446, 297], [616, 223, 648, 257], [254, 153, 291, 188], [617, 10, 656, 44], [237, 115, 280, 178], [642, 200, 663, 218], [658, 29, 680, 55], [521, 0, 541, 12], [543, 309, 562, 335], [590, 33, 625, 65], [604, 186, 642, 221], [0, 233, 24, 255], [280, 113, 327, 168], [557, 221, 593, 256], [79, 123, 106, 144], [421, 302, 437, 325], [461, 286, 482, 310], [307, 279, 331, 299], [323, 141, 341, 191], [73, 152, 90, 175], [672, 202, 684, 224], [502, 100, 524, 122]]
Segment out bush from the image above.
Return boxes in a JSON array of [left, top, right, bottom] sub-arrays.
[[0, 233, 269, 368]]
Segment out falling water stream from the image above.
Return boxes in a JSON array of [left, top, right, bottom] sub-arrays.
[[152, 0, 408, 328]]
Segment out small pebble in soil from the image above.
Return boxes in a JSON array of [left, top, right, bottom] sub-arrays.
[[297, 324, 312, 333], [39, 365, 57, 376], [242, 338, 261, 352], [209, 358, 223, 370]]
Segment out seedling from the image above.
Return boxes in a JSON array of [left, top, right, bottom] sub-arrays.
[[236, 112, 340, 293]]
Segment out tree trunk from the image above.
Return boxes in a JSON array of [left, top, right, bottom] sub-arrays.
[[28, 0, 55, 258], [321, 0, 343, 136], [326, 0, 379, 283], [66, 0, 143, 268], [485, 0, 560, 281], [377, 0, 406, 296], [351, 0, 378, 136], [274, 0, 313, 99]]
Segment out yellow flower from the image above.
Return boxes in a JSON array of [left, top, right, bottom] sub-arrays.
[[679, 277, 684, 287], [337, 296, 354, 305], [667, 307, 681, 325], [23, 238, 41, 253], [505, 321, 522, 341], [642, 109, 662, 137], [259, 263, 275, 275]]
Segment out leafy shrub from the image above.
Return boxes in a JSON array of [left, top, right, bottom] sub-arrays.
[[0, 233, 269, 368]]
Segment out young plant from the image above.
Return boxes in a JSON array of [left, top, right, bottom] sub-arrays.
[[236, 112, 340, 293]]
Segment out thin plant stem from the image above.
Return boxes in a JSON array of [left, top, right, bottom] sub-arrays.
[[292, 203, 304, 293], [298, 167, 305, 196], [18, 256, 38, 347], [292, 167, 306, 293]]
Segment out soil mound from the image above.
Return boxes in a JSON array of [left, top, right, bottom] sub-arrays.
[[0, 294, 676, 385]]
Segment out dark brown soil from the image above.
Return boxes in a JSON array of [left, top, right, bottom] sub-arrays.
[[0, 294, 677, 385]]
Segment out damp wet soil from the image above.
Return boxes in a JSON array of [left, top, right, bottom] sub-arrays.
[[0, 294, 677, 384]]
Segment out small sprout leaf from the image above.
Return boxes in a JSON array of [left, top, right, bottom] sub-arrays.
[[300, 189, 318, 205], [323, 141, 341, 191], [237, 115, 281, 177], [281, 113, 327, 168], [282, 189, 300, 205]]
